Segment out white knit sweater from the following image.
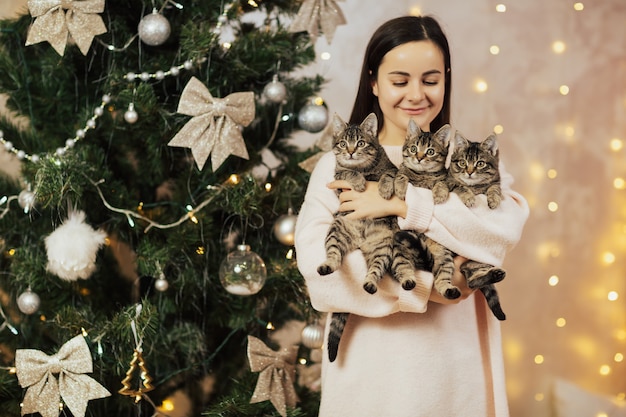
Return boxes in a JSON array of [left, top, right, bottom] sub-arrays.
[[295, 146, 529, 417]]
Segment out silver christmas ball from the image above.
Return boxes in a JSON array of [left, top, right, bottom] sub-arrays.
[[301, 323, 324, 349], [154, 277, 169, 292], [263, 76, 287, 103], [124, 104, 139, 124], [18, 190, 36, 213], [298, 102, 329, 133], [138, 12, 171, 46], [273, 214, 297, 246], [219, 244, 267, 296], [17, 289, 40, 315]]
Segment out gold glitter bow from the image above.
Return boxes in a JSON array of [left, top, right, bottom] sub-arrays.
[[25, 0, 108, 56], [168, 76, 255, 171], [15, 335, 111, 417], [288, 0, 346, 44], [247, 335, 299, 417]]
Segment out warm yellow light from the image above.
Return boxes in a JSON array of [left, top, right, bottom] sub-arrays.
[[286, 248, 294, 259], [265, 182, 272, 192], [8, 248, 15, 256], [599, 364, 611, 376], [602, 252, 616, 265], [608, 291, 619, 301], [196, 246, 205, 255], [597, 413, 609, 417], [548, 201, 559, 212], [409, 6, 422, 16], [529, 162, 544, 181], [564, 126, 575, 137], [299, 357, 308, 365], [548, 275, 559, 286], [552, 41, 566, 54], [493, 124, 504, 134], [496, 4, 506, 12], [534, 393, 545, 401], [490, 45, 500, 55], [547, 169, 558, 179], [556, 317, 566, 327], [160, 399, 175, 412], [574, 2, 584, 11], [618, 393, 626, 401], [534, 354, 544, 364], [266, 321, 275, 330], [615, 329, 626, 341], [313, 97, 325, 106], [610, 138, 623, 151], [537, 242, 561, 261], [474, 80, 488, 93], [614, 177, 626, 190], [222, 42, 232, 50], [229, 174, 240, 184], [559, 85, 570, 95], [320, 52, 331, 60], [615, 353, 624, 362]]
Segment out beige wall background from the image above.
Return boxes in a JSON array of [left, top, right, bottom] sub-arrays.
[[2, 1, 626, 416]]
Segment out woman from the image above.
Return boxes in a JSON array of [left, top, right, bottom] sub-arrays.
[[295, 15, 529, 416]]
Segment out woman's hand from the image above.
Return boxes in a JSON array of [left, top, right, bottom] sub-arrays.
[[428, 256, 474, 304], [328, 180, 407, 220]]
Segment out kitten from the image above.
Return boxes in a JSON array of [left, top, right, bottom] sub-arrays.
[[317, 112, 398, 362], [391, 121, 507, 320]]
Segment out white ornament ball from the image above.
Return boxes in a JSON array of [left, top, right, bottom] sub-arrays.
[[138, 12, 171, 46], [219, 244, 267, 296], [301, 323, 324, 349], [17, 289, 40, 315], [298, 102, 329, 133], [124, 104, 139, 124], [154, 277, 169, 292], [18, 189, 36, 213], [273, 213, 297, 246], [263, 77, 287, 103]]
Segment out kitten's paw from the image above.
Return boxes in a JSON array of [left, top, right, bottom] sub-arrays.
[[462, 196, 476, 208], [490, 268, 506, 283], [401, 280, 416, 291], [363, 282, 378, 294], [444, 287, 461, 299], [488, 196, 502, 209], [317, 264, 335, 276], [432, 194, 447, 204]]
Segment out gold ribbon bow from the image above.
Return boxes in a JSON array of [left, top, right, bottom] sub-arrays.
[[288, 0, 346, 44], [298, 122, 334, 173], [15, 335, 111, 417], [168, 76, 255, 172], [247, 335, 299, 417], [25, 0, 108, 56]]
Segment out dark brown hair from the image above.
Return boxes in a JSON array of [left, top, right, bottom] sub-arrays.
[[349, 15, 452, 132]]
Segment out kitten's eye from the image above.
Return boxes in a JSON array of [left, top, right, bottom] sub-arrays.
[[426, 149, 435, 156], [457, 161, 466, 168], [357, 140, 366, 147], [339, 141, 347, 148], [410, 145, 417, 153], [476, 161, 486, 168]]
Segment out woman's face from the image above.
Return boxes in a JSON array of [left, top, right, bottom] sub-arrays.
[[372, 40, 446, 142]]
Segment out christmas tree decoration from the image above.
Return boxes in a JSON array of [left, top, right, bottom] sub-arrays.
[[273, 210, 297, 246], [247, 336, 299, 417], [15, 335, 111, 417], [17, 288, 41, 315], [17, 189, 36, 214], [219, 244, 267, 296], [168, 76, 255, 171], [25, 0, 108, 56], [154, 274, 169, 292], [137, 9, 172, 46], [124, 103, 138, 124], [263, 74, 288, 104], [301, 322, 324, 349], [288, 0, 347, 44], [298, 122, 334, 172], [44, 210, 107, 281], [298, 100, 329, 133], [118, 348, 155, 402]]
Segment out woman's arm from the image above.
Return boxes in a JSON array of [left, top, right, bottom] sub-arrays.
[[294, 152, 436, 316]]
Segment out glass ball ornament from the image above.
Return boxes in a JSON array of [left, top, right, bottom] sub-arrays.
[[18, 189, 36, 213], [301, 322, 324, 349], [17, 288, 40, 315], [124, 103, 138, 124], [263, 75, 287, 103], [138, 10, 171, 46], [298, 101, 329, 133], [154, 277, 169, 292], [219, 244, 267, 296], [273, 212, 297, 246]]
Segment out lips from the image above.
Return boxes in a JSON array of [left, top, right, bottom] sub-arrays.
[[401, 107, 427, 116]]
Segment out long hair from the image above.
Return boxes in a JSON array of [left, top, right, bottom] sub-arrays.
[[349, 15, 452, 132]]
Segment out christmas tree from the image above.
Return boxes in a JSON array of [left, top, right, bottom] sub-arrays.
[[0, 0, 343, 416]]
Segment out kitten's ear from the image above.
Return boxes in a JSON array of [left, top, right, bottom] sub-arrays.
[[361, 112, 378, 137], [407, 119, 421, 136], [434, 124, 452, 147], [482, 134, 499, 156], [453, 130, 469, 149], [332, 113, 347, 135]]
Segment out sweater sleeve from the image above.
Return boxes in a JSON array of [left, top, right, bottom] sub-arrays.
[[294, 152, 434, 317], [397, 161, 529, 267]]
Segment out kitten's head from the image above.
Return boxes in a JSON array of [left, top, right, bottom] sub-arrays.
[[402, 120, 451, 173], [449, 131, 499, 185], [332, 113, 380, 170]]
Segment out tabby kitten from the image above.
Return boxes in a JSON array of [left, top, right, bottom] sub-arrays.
[[317, 112, 398, 362], [392, 122, 507, 320]]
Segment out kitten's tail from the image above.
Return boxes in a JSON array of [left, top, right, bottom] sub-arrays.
[[480, 284, 506, 321], [328, 312, 349, 362]]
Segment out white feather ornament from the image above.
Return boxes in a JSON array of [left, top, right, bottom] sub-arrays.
[[45, 210, 107, 281]]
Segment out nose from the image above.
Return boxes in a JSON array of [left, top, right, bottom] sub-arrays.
[[408, 81, 425, 102]]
